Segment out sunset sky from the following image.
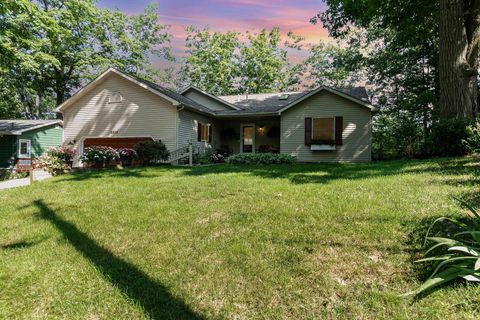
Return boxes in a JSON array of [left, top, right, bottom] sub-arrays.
[[98, 0, 329, 67]]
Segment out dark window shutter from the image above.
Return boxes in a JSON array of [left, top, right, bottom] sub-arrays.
[[208, 124, 212, 143], [305, 117, 312, 146], [335, 116, 343, 145], [197, 122, 202, 142]]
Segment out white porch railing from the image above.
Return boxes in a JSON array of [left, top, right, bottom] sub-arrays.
[[161, 144, 193, 166]]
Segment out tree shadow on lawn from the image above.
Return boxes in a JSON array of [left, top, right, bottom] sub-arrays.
[[178, 156, 480, 185], [54, 166, 165, 183], [31, 200, 203, 320]]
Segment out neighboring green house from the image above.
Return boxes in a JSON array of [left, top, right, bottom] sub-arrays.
[[0, 120, 63, 168]]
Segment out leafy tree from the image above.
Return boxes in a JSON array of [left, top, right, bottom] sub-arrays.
[[0, 0, 172, 118], [239, 28, 291, 94], [304, 38, 363, 88], [183, 27, 240, 95], [182, 27, 303, 94]]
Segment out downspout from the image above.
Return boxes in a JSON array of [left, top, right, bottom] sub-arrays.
[[176, 105, 185, 149]]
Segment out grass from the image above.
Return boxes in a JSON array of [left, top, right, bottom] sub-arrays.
[[1, 156, 480, 319]]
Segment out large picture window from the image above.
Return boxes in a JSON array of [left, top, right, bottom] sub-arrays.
[[312, 117, 335, 144]]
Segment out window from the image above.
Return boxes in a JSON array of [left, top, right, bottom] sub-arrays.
[[312, 117, 335, 144], [18, 139, 31, 158], [198, 123, 211, 142], [108, 92, 123, 103]]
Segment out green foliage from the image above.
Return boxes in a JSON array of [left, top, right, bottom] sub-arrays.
[[0, 0, 172, 118], [184, 27, 240, 95], [305, 39, 363, 88], [0, 169, 28, 181], [37, 146, 76, 175], [80, 146, 119, 166], [227, 153, 296, 165], [182, 27, 303, 94], [463, 121, 480, 154], [410, 199, 480, 296], [372, 114, 424, 159], [134, 140, 169, 163], [427, 119, 474, 157]]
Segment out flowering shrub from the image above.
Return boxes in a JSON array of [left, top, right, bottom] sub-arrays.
[[81, 146, 119, 167], [36, 146, 77, 175], [118, 148, 137, 160]]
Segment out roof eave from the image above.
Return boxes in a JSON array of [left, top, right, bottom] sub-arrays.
[[277, 86, 374, 114], [179, 86, 241, 110]]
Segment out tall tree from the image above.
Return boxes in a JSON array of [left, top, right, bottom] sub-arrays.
[[0, 0, 172, 118], [183, 27, 240, 95], [439, 0, 480, 118]]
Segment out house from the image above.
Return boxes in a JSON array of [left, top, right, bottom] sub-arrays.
[[0, 120, 63, 168], [56, 68, 374, 165]]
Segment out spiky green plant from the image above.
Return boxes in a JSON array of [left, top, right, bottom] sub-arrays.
[[411, 198, 480, 296]]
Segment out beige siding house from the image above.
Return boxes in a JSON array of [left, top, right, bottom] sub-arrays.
[[56, 68, 374, 165]]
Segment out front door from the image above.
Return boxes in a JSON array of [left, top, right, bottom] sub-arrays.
[[241, 124, 255, 153]]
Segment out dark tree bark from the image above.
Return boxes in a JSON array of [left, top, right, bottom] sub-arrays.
[[439, 0, 480, 119]]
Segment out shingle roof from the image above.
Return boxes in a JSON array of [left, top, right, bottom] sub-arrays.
[[216, 87, 371, 115], [0, 120, 62, 135], [130, 76, 215, 115]]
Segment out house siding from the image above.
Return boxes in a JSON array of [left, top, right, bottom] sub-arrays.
[[183, 90, 232, 111], [178, 109, 218, 151], [18, 124, 63, 158], [280, 91, 372, 162], [0, 136, 16, 168], [62, 73, 178, 164]]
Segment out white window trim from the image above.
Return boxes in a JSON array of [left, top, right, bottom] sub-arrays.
[[311, 117, 336, 151], [18, 139, 31, 158], [240, 123, 256, 153]]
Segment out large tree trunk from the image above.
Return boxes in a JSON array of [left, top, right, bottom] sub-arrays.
[[439, 0, 480, 119]]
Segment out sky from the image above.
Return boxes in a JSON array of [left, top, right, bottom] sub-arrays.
[[98, 0, 329, 68]]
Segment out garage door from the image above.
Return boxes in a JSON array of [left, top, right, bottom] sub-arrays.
[[83, 137, 153, 149]]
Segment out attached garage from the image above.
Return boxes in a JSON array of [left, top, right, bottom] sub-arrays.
[[83, 137, 153, 149]]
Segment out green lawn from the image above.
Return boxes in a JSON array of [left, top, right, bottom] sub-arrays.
[[1, 157, 480, 319]]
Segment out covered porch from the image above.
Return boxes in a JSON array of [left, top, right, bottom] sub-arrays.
[[216, 117, 281, 154]]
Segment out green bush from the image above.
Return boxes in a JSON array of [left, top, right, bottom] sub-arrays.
[[409, 199, 480, 296], [463, 121, 480, 154], [427, 118, 474, 157], [227, 153, 296, 164], [134, 140, 169, 163], [0, 169, 28, 181], [80, 146, 119, 166]]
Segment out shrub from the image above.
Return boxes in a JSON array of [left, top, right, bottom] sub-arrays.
[[463, 121, 480, 154], [227, 153, 296, 164], [427, 118, 474, 157], [134, 140, 169, 163], [410, 199, 480, 296], [37, 146, 76, 175], [117, 148, 137, 166], [0, 169, 28, 181], [80, 146, 119, 167]]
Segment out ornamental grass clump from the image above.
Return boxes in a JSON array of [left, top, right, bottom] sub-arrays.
[[410, 199, 480, 296]]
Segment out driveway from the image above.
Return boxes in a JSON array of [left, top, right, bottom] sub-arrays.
[[0, 178, 30, 190]]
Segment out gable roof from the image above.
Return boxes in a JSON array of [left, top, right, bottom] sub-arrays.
[[55, 68, 215, 116], [0, 120, 62, 135], [179, 86, 240, 110], [216, 87, 373, 116]]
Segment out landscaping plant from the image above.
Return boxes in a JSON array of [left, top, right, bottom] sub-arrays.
[[411, 199, 480, 296], [80, 146, 119, 168], [227, 153, 295, 164], [117, 148, 137, 166], [134, 140, 169, 164], [37, 146, 76, 175]]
